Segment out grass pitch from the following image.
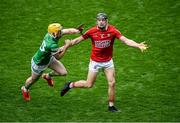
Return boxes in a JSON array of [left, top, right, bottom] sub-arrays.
[[0, 0, 179, 122]]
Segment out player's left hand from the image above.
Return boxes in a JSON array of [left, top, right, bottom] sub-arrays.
[[139, 41, 148, 52]]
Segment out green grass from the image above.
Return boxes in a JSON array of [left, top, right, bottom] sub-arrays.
[[0, 0, 179, 122]]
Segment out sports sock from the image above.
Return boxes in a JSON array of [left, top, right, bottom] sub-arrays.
[[48, 72, 53, 77], [69, 82, 74, 88], [24, 86, 29, 91], [109, 101, 114, 107]]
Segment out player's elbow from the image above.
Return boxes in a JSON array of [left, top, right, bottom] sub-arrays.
[[55, 69, 68, 76], [108, 80, 115, 88], [60, 71, 68, 76]]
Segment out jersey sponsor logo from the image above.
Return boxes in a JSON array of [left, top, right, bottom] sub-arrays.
[[94, 40, 111, 48]]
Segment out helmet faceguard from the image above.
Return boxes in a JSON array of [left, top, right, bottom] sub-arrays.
[[96, 13, 108, 29]]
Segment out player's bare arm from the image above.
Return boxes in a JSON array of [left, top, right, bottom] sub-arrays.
[[62, 28, 80, 35], [66, 36, 85, 47], [53, 40, 70, 60], [120, 36, 148, 52], [53, 36, 83, 60], [53, 46, 67, 60], [62, 24, 84, 35]]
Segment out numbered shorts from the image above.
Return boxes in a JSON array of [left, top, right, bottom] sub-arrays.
[[89, 59, 114, 72], [31, 56, 55, 75]]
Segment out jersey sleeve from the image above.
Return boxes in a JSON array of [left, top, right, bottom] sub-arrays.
[[82, 29, 91, 39], [50, 44, 59, 55], [114, 28, 123, 39]]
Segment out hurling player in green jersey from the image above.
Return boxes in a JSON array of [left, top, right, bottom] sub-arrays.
[[21, 23, 83, 101]]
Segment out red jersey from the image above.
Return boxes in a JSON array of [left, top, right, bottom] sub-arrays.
[[82, 25, 122, 62]]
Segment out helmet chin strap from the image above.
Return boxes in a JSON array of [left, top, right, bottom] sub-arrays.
[[51, 33, 59, 40], [52, 33, 56, 38]]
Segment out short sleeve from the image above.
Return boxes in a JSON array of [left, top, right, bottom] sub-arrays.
[[82, 29, 91, 39], [114, 28, 122, 39], [50, 44, 59, 55]]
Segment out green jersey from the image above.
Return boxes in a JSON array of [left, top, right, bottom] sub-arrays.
[[33, 33, 59, 65]]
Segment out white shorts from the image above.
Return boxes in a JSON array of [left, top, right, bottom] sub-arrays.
[[89, 59, 114, 72], [31, 56, 56, 75]]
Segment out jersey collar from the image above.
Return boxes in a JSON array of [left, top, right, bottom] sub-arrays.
[[48, 33, 58, 41]]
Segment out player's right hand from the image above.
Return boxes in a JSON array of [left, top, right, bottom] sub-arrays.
[[139, 41, 148, 52], [76, 24, 85, 34]]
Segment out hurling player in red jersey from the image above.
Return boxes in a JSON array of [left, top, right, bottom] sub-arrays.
[[61, 13, 148, 112]]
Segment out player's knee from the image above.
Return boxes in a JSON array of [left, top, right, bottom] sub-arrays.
[[108, 80, 115, 87], [57, 70, 68, 76], [60, 70, 68, 76], [85, 82, 93, 88]]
